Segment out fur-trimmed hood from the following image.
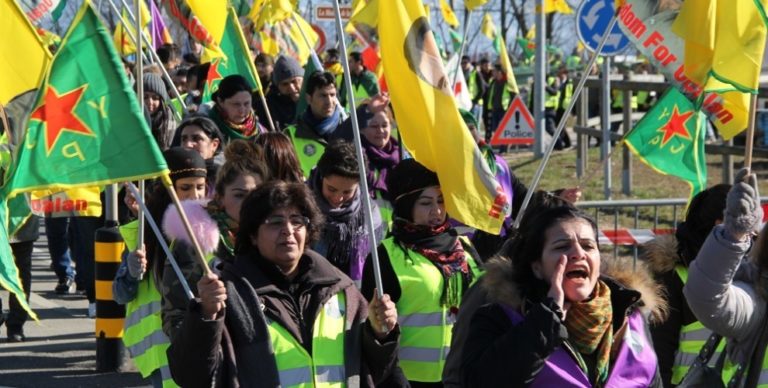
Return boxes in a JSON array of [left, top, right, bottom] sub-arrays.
[[640, 234, 680, 274], [482, 254, 668, 324]]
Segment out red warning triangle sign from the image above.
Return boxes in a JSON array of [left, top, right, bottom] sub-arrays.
[[490, 96, 535, 146]]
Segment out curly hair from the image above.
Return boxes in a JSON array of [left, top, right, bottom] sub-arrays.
[[235, 181, 325, 254]]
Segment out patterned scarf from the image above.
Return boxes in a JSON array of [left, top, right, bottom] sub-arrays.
[[205, 200, 239, 258], [563, 280, 613, 385], [211, 106, 259, 139], [392, 218, 472, 309]]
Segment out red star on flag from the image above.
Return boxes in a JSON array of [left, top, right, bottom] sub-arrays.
[[658, 105, 693, 147], [206, 59, 224, 92], [29, 85, 94, 155]]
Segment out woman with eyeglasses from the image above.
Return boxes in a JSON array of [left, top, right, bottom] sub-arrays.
[[167, 180, 402, 387]]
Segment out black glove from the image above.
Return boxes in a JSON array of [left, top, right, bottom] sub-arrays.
[[723, 168, 762, 239]]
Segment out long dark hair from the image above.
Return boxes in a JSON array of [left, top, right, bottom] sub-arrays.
[[675, 184, 730, 266], [254, 132, 304, 183], [504, 206, 598, 301]]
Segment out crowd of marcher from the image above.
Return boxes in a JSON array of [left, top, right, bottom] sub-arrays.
[[3, 29, 768, 388]]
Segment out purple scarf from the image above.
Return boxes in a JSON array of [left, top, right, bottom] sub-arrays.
[[362, 136, 400, 200]]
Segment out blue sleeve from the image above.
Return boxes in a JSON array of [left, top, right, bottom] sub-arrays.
[[113, 249, 139, 305]]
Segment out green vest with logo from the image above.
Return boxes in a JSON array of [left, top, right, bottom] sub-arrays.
[[384, 237, 481, 382], [285, 125, 325, 179], [559, 80, 574, 111], [119, 221, 178, 388], [267, 293, 347, 387]]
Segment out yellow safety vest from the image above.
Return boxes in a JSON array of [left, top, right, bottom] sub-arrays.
[[285, 125, 325, 179], [267, 293, 347, 387], [384, 237, 481, 382], [119, 221, 178, 388], [545, 76, 560, 109]]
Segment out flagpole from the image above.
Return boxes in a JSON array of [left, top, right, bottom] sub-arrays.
[[331, 0, 385, 302], [135, 0, 146, 281], [108, 0, 188, 119], [745, 94, 758, 171], [451, 8, 471, 88], [125, 183, 195, 301], [513, 9, 621, 229], [121, 0, 155, 63], [163, 180, 214, 277]]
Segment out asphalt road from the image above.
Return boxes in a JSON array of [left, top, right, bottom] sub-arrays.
[[0, 234, 147, 387]]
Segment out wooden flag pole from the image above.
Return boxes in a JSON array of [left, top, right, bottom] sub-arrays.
[[331, 0, 385, 301], [745, 94, 758, 171]]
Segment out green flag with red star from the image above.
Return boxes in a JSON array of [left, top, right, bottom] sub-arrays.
[[0, 1, 169, 318], [624, 88, 707, 199], [202, 7, 262, 103], [3, 1, 168, 196]]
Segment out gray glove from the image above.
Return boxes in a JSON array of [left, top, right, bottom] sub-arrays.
[[127, 249, 146, 279], [723, 168, 763, 238]]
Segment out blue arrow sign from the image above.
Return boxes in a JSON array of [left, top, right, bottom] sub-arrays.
[[576, 0, 630, 56]]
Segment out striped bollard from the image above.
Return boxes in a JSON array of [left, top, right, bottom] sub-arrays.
[[94, 222, 129, 371]]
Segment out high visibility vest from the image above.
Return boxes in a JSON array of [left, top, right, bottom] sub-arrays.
[[566, 55, 582, 70], [611, 89, 638, 110], [384, 237, 481, 382], [558, 80, 574, 111], [545, 76, 560, 109], [488, 81, 512, 111], [267, 293, 347, 387], [372, 169, 394, 231], [119, 221, 178, 388], [285, 125, 325, 179], [670, 266, 726, 385], [467, 69, 481, 104]]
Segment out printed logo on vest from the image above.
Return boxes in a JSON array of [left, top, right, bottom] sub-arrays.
[[625, 326, 645, 356], [325, 296, 344, 320], [304, 144, 316, 156]]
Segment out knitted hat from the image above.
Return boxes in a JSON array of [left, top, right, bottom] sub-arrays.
[[272, 55, 304, 85], [163, 147, 207, 183], [143, 73, 170, 102], [386, 158, 440, 203], [459, 108, 479, 129]]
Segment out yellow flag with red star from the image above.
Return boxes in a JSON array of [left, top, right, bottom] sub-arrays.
[[624, 88, 707, 199]]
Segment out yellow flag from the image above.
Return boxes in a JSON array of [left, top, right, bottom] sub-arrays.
[[249, 0, 295, 29], [30, 187, 103, 217], [347, 0, 378, 30], [440, 0, 460, 28], [497, 36, 520, 94], [526, 25, 535, 39], [187, 0, 228, 62], [481, 12, 496, 39], [113, 3, 151, 56], [379, 0, 509, 234], [542, 0, 573, 14], [671, 0, 716, 85], [709, 2, 767, 93], [465, 0, 488, 12], [0, 0, 52, 105]]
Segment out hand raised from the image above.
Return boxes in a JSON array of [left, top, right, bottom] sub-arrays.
[[197, 273, 227, 320]]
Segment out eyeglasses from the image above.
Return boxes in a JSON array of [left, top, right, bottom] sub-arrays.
[[263, 215, 310, 230]]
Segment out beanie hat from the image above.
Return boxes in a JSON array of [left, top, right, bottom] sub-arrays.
[[386, 158, 440, 203], [143, 73, 170, 102], [272, 55, 304, 85], [459, 108, 479, 129], [163, 147, 207, 183]]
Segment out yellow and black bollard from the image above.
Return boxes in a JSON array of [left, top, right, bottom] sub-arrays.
[[94, 220, 129, 371]]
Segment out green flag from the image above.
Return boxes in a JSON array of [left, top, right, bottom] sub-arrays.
[[624, 88, 708, 199], [516, 37, 535, 60], [3, 1, 168, 197], [449, 28, 463, 52], [202, 7, 262, 103]]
